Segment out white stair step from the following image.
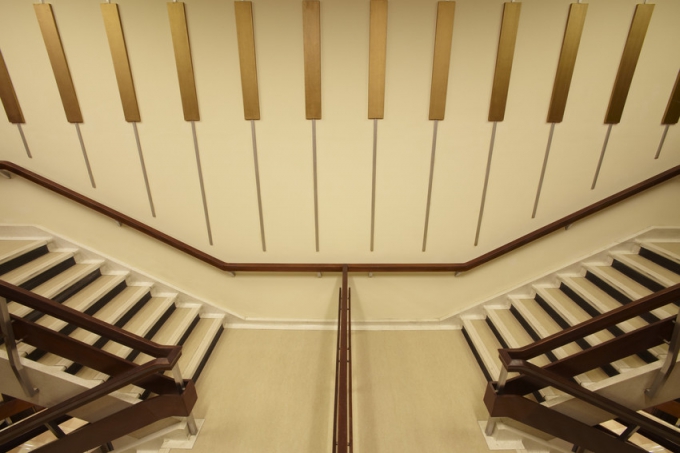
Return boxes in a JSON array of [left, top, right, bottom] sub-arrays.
[[34, 274, 128, 331], [535, 287, 646, 372], [173, 316, 223, 380], [485, 307, 563, 400], [119, 305, 201, 397], [512, 298, 609, 384], [640, 241, 680, 263], [74, 296, 176, 381], [0, 251, 73, 287], [16, 274, 129, 356], [485, 307, 552, 368], [462, 318, 503, 381], [0, 239, 48, 265], [7, 262, 102, 318], [38, 285, 152, 368], [560, 276, 668, 359], [613, 252, 680, 287], [133, 305, 201, 365], [584, 265, 676, 320]]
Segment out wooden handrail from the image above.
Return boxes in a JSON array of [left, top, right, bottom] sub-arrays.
[[32, 382, 197, 453], [504, 283, 680, 361], [499, 354, 680, 446], [488, 285, 680, 450], [1, 160, 679, 273], [503, 317, 674, 396], [0, 358, 181, 444], [333, 266, 351, 453], [0, 281, 179, 360], [0, 285, 191, 451]]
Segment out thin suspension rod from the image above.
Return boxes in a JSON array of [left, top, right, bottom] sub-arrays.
[[474, 122, 497, 246], [422, 120, 439, 252]]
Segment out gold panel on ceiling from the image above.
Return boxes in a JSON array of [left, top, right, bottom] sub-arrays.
[[235, 1, 261, 121], [428, 1, 455, 121], [302, 0, 321, 120], [34, 3, 83, 124], [488, 2, 521, 123], [0, 50, 24, 124], [662, 70, 680, 125], [547, 3, 588, 124], [368, 0, 388, 120], [167, 2, 200, 122], [101, 3, 141, 123], [604, 3, 654, 125]]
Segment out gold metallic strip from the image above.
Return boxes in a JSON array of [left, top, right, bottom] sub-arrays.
[[101, 3, 141, 123], [662, 70, 680, 125], [368, 0, 388, 120], [234, 2, 260, 121], [604, 3, 654, 125], [34, 4, 83, 123], [428, 1, 455, 121], [488, 2, 521, 122], [547, 3, 588, 124], [302, 0, 321, 120], [0, 50, 24, 124], [167, 2, 200, 122]]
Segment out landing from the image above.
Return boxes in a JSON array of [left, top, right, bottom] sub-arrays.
[[182, 329, 511, 453]]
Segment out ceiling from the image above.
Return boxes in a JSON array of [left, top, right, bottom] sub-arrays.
[[0, 0, 678, 265]]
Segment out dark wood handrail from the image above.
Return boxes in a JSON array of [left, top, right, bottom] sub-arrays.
[[1, 160, 678, 273], [0, 357, 181, 444], [333, 266, 351, 453], [499, 354, 680, 446], [0, 281, 180, 360], [504, 283, 680, 361]]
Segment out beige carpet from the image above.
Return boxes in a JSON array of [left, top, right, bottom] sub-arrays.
[[176, 329, 511, 453]]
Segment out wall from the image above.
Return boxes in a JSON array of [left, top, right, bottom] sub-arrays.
[[0, 174, 678, 323], [0, 0, 679, 323]]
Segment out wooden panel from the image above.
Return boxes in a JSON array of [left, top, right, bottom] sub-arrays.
[[662, 70, 680, 125], [547, 3, 588, 124], [428, 2, 455, 121], [0, 50, 24, 123], [34, 3, 83, 123], [167, 2, 200, 122], [302, 0, 321, 120], [368, 0, 388, 119], [488, 2, 521, 122], [604, 4, 654, 125], [234, 1, 260, 121], [101, 3, 141, 123]]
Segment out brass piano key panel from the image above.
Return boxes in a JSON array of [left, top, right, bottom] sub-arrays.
[[235, 1, 261, 121], [604, 3, 654, 125], [368, 0, 388, 120], [167, 1, 200, 122], [488, 2, 521, 123], [302, 0, 321, 120], [547, 3, 588, 124], [101, 3, 141, 123], [0, 50, 24, 124], [34, 3, 83, 124], [428, 1, 455, 121]]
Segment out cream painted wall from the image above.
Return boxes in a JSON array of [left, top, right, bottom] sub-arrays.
[[0, 0, 679, 321], [0, 175, 678, 321]]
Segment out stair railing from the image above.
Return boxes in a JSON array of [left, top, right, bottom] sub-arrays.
[[485, 283, 680, 453], [0, 280, 197, 453], [1, 160, 679, 273], [332, 265, 353, 453]]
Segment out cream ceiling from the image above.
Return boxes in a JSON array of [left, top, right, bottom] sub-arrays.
[[0, 0, 678, 265]]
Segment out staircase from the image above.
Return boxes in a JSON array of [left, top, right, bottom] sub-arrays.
[[461, 230, 680, 452], [0, 231, 225, 452]]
